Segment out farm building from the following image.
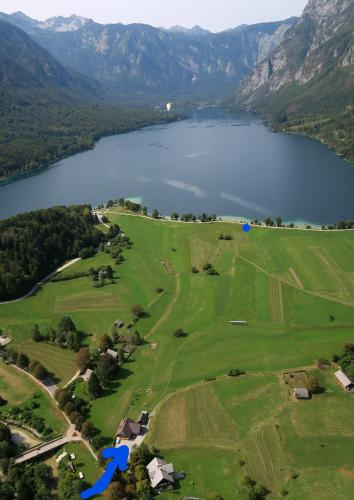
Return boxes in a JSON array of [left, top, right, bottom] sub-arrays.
[[229, 321, 248, 326], [106, 349, 118, 360], [0, 335, 11, 346], [138, 411, 149, 426], [114, 319, 123, 328], [116, 418, 141, 440], [147, 457, 175, 489], [335, 370, 354, 391], [294, 388, 310, 400], [82, 369, 93, 382]]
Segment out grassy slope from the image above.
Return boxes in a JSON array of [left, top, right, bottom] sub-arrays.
[[1, 211, 354, 498], [0, 362, 66, 435]]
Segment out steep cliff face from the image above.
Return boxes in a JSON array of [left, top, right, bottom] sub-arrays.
[[236, 0, 354, 106], [0, 12, 296, 101], [234, 0, 354, 162]]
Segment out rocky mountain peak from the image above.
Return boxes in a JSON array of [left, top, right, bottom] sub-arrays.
[[38, 14, 91, 32]]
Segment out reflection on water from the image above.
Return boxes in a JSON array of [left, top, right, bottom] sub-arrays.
[[0, 108, 353, 224]]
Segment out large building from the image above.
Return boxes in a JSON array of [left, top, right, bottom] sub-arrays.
[[116, 418, 141, 440], [147, 457, 175, 489]]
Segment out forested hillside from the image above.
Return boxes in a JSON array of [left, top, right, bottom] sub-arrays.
[[0, 20, 178, 181], [0, 88, 178, 181], [0, 205, 103, 300]]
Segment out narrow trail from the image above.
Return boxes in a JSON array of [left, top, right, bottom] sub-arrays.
[[146, 273, 181, 339], [0, 258, 81, 305], [64, 370, 81, 389]]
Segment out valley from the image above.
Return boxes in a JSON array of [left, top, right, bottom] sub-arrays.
[[0, 1, 353, 498], [0, 209, 354, 498]]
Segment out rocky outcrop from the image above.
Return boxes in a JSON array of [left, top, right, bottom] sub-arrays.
[[235, 0, 354, 106]]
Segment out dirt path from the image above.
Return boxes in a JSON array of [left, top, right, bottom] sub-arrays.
[[0, 258, 81, 305], [289, 267, 304, 289], [238, 254, 354, 308], [11, 364, 98, 461], [64, 370, 81, 389], [146, 273, 181, 339]]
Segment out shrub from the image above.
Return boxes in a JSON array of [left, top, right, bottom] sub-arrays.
[[92, 435, 105, 450], [228, 369, 245, 377], [172, 329, 188, 338]]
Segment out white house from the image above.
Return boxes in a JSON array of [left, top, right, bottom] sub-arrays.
[[147, 457, 175, 489], [106, 349, 118, 360], [82, 369, 93, 382]]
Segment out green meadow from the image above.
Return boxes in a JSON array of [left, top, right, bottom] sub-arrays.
[[0, 362, 66, 435], [1, 210, 354, 498]]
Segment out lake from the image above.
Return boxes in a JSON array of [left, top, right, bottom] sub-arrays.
[[0, 108, 353, 224]]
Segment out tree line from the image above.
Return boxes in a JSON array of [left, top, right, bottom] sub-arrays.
[[0, 205, 104, 301], [0, 85, 178, 181]]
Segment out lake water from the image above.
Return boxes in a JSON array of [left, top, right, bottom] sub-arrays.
[[0, 108, 353, 224]]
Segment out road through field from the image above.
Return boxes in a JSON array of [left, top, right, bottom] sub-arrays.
[[0, 258, 81, 305]]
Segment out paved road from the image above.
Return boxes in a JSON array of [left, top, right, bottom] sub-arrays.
[[15, 435, 81, 464], [0, 258, 81, 305]]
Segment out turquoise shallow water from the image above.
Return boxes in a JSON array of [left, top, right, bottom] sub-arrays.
[[0, 108, 353, 224]]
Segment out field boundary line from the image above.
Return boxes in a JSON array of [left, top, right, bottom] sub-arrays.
[[238, 254, 354, 308], [146, 273, 181, 339]]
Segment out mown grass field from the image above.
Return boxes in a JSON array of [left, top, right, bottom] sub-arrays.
[[0, 362, 66, 435], [1, 210, 354, 498]]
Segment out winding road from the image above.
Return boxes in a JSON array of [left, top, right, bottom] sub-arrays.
[[0, 258, 81, 305]]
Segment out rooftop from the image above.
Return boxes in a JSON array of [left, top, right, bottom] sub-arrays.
[[335, 370, 353, 388]]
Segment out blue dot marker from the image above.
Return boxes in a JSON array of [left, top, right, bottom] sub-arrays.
[[80, 446, 129, 499], [243, 223, 251, 233]]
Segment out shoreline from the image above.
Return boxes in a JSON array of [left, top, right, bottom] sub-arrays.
[[103, 209, 354, 233], [0, 114, 182, 187]]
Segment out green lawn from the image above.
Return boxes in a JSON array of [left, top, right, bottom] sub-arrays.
[[1, 211, 354, 498], [0, 362, 66, 435], [59, 442, 101, 486]]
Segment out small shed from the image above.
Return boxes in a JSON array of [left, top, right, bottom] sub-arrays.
[[335, 370, 354, 391], [138, 411, 149, 426], [114, 319, 123, 328], [82, 369, 93, 382], [107, 349, 118, 360], [294, 388, 310, 400], [229, 321, 248, 326]]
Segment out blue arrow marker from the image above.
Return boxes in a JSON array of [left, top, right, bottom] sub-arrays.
[[80, 446, 129, 499]]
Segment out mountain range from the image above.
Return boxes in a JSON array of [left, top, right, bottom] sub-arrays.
[[1, 0, 354, 180], [234, 0, 354, 160], [0, 19, 177, 181], [0, 11, 297, 102]]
